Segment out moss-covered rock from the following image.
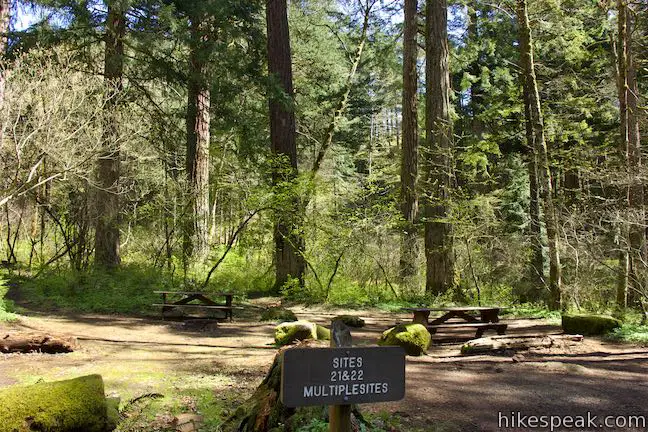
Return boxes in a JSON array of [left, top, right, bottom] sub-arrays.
[[0, 374, 114, 432], [332, 315, 365, 328], [562, 314, 621, 336], [275, 321, 318, 346], [316, 324, 331, 341], [260, 307, 298, 323], [378, 324, 430, 356]]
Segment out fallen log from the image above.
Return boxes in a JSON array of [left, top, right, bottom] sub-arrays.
[[461, 334, 583, 355], [0, 374, 117, 431], [1, 332, 77, 354]]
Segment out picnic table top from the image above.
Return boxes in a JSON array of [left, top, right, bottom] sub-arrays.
[[153, 291, 233, 296], [402, 306, 503, 312]]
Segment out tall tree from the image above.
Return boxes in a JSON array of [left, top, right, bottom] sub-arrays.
[[399, 0, 419, 290], [184, 12, 211, 261], [95, 0, 126, 267], [266, 0, 305, 290], [516, 0, 561, 310], [424, 0, 454, 295], [615, 0, 644, 307], [0, 0, 8, 111]]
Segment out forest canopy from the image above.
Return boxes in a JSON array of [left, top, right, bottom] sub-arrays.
[[0, 0, 646, 313]]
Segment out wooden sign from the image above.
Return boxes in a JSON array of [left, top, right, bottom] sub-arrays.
[[280, 346, 406, 407]]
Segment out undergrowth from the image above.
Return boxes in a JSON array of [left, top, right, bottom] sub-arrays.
[[0, 276, 19, 322], [606, 324, 648, 345]]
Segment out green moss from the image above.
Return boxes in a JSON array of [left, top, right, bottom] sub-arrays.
[[332, 315, 365, 328], [275, 321, 318, 346], [378, 324, 430, 356], [261, 307, 298, 322], [562, 314, 621, 336], [0, 374, 112, 432], [315, 324, 331, 340]]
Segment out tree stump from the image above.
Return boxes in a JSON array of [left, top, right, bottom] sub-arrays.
[[221, 340, 329, 432]]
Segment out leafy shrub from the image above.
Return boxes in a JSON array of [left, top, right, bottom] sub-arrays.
[[0, 277, 18, 322]]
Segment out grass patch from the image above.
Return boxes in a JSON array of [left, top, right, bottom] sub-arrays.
[[501, 304, 561, 322], [606, 324, 648, 344]]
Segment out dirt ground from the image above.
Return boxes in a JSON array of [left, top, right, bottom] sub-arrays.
[[2, 304, 648, 431]]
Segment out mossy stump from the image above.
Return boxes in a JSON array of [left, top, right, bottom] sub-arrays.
[[260, 307, 298, 323], [378, 323, 430, 356], [0, 374, 115, 432], [221, 341, 329, 432], [562, 314, 621, 336], [274, 321, 331, 345], [332, 315, 365, 328]]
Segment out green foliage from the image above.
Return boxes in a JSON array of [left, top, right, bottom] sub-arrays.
[[0, 276, 19, 322], [606, 325, 648, 345], [295, 418, 328, 432], [502, 304, 561, 321], [17, 266, 171, 315]]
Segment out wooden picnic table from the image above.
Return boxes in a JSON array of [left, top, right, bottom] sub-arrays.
[[402, 306, 507, 338], [153, 291, 234, 321]]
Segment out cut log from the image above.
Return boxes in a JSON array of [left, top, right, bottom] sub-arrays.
[[1, 332, 77, 354], [461, 334, 583, 355], [0, 374, 115, 431]]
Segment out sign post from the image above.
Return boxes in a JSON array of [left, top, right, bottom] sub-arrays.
[[280, 320, 406, 432], [329, 321, 353, 432]]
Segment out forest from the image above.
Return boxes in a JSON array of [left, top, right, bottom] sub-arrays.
[[0, 0, 647, 316]]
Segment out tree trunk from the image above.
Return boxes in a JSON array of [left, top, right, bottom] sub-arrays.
[[399, 0, 419, 292], [95, 1, 125, 268], [266, 0, 305, 291], [0, 0, 8, 113], [185, 18, 211, 261], [516, 0, 561, 310], [424, 0, 455, 296], [623, 1, 644, 306], [522, 76, 544, 293]]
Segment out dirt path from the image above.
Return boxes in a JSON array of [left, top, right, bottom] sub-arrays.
[[2, 308, 648, 431]]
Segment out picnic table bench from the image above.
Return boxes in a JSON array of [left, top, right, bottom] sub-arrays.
[[402, 306, 507, 338], [153, 291, 234, 321]]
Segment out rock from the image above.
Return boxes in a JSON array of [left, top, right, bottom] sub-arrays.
[[561, 314, 621, 336], [0, 374, 115, 431], [275, 321, 318, 346], [260, 307, 298, 322], [378, 323, 430, 356], [316, 324, 331, 341], [332, 315, 365, 328]]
